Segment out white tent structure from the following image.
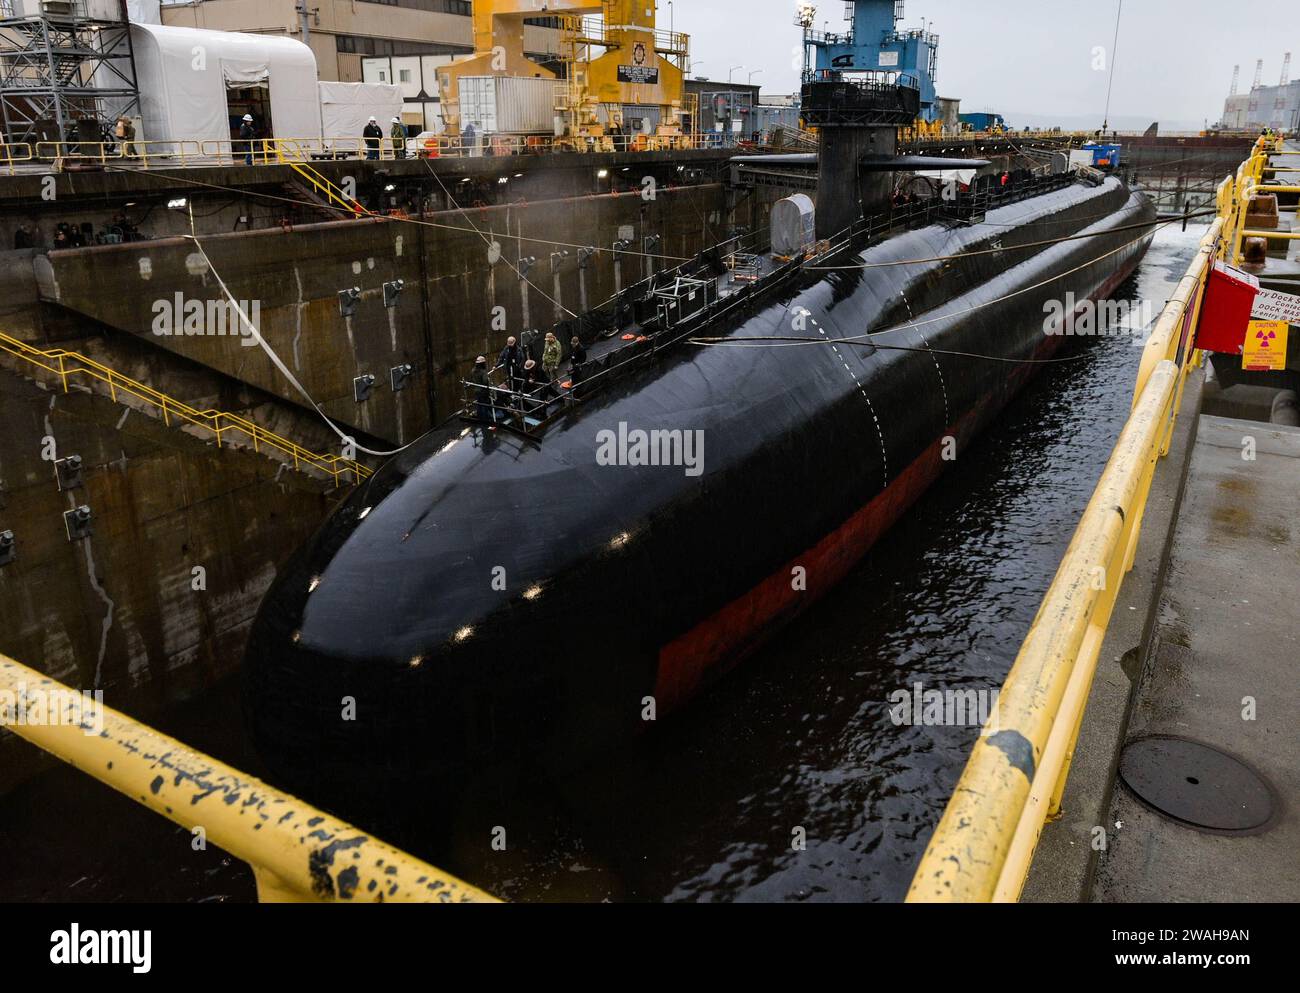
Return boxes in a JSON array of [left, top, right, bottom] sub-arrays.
[[319, 81, 403, 152], [130, 24, 321, 151]]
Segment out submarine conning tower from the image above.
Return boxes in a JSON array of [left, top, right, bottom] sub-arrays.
[[801, 69, 922, 238]]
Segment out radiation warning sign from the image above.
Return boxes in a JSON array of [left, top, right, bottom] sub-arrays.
[[1243, 320, 1289, 372]]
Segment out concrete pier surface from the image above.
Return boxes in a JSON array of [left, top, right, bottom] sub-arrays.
[[1092, 415, 1300, 902], [1027, 410, 1300, 903], [1026, 141, 1300, 904]]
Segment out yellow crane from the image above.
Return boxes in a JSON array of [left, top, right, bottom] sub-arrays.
[[436, 0, 692, 151]]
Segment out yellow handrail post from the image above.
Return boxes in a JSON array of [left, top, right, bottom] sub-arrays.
[[0, 653, 497, 903]]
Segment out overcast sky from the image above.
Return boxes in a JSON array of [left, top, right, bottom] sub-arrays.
[[669, 0, 1291, 130]]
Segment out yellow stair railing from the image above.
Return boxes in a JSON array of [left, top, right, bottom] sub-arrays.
[[907, 134, 1292, 903], [0, 330, 371, 486], [0, 653, 496, 903], [272, 139, 371, 217]]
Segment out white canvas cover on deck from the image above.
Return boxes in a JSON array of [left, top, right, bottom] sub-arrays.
[[130, 24, 321, 150], [318, 81, 404, 152], [125, 0, 161, 24]]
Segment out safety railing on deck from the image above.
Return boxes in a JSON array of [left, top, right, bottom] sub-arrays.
[[906, 136, 1289, 903], [0, 330, 370, 486], [1230, 138, 1300, 263], [0, 131, 729, 173], [0, 653, 495, 903], [0, 141, 33, 175]]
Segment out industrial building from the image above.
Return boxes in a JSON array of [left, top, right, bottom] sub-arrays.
[[157, 0, 563, 84], [1219, 55, 1299, 131], [682, 79, 801, 143]]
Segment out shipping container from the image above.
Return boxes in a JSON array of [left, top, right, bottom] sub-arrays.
[[457, 76, 558, 135]]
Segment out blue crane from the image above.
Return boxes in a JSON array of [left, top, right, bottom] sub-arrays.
[[798, 1, 940, 121]]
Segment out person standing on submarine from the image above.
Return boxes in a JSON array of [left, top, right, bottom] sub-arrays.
[[542, 332, 562, 385], [470, 355, 495, 422], [495, 336, 526, 395]]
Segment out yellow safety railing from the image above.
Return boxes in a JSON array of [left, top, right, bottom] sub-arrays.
[[0, 330, 370, 486], [0, 653, 496, 903], [270, 140, 371, 217], [907, 135, 1291, 903], [34, 139, 207, 169], [1231, 135, 1300, 263], [1, 141, 33, 175]]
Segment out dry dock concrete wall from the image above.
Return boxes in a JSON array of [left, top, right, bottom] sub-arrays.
[[36, 183, 741, 442], [0, 364, 343, 793]]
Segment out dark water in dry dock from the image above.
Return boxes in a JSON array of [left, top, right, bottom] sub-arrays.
[[0, 224, 1206, 904]]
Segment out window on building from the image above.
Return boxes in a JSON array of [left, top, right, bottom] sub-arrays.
[[399, 69, 412, 82], [355, 0, 473, 12], [338, 35, 473, 58]]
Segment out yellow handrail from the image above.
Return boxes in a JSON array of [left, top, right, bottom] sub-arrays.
[[0, 141, 33, 175], [34, 139, 206, 170], [0, 653, 495, 903], [0, 330, 370, 486], [906, 136, 1289, 903]]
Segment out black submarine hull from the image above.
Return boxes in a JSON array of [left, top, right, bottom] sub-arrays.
[[244, 177, 1155, 803]]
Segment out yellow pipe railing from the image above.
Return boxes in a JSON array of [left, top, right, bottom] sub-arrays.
[[0, 141, 33, 176], [272, 141, 371, 216], [905, 137, 1294, 903], [0, 654, 495, 903], [0, 330, 370, 486]]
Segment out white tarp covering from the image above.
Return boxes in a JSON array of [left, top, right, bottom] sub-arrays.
[[126, 0, 161, 24], [130, 24, 320, 150], [914, 169, 979, 187], [318, 81, 404, 152]]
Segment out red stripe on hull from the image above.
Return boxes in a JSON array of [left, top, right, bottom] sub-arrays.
[[652, 248, 1145, 715]]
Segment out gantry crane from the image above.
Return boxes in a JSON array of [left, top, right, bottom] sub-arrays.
[[436, 0, 691, 150]]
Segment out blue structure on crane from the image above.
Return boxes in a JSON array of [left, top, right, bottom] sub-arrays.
[[799, 0, 939, 121]]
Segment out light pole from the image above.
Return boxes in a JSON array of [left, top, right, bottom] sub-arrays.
[[728, 65, 743, 83], [748, 69, 763, 86]]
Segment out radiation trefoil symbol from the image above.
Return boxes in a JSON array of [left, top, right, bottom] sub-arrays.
[[1257, 326, 1277, 349]]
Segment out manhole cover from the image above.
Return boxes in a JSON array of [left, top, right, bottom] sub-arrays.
[[1119, 736, 1275, 833]]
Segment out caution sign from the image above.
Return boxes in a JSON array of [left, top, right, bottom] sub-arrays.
[[1243, 320, 1289, 371], [1251, 287, 1300, 325]]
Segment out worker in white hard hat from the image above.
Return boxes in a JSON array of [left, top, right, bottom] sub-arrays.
[[238, 113, 256, 166], [363, 115, 383, 160], [390, 116, 407, 159]]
